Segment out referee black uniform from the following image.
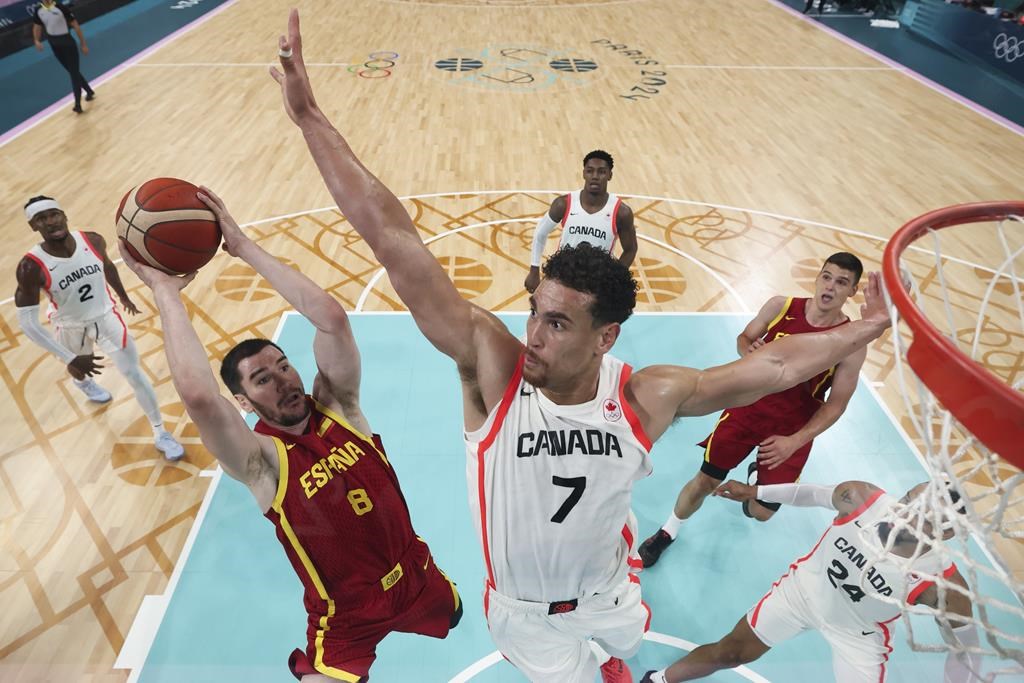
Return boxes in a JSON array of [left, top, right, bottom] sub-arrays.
[[33, 1, 95, 113]]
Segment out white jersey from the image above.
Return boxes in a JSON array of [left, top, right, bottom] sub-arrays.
[[557, 190, 621, 254], [465, 354, 653, 603], [25, 231, 114, 326], [785, 492, 955, 632]]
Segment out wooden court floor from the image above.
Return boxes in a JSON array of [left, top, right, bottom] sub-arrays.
[[0, 0, 1021, 680]]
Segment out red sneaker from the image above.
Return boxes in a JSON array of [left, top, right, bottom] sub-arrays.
[[600, 657, 633, 683]]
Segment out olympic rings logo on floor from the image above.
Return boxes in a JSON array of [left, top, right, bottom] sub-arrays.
[[348, 52, 400, 78]]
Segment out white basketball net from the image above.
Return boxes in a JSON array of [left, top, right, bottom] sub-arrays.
[[863, 213, 1024, 681]]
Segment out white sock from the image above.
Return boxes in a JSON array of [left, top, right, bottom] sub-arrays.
[[151, 422, 165, 438], [662, 512, 685, 539]]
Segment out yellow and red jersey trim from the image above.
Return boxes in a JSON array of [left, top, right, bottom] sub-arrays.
[[311, 398, 391, 468], [476, 354, 526, 591], [702, 412, 731, 462], [765, 297, 794, 335], [609, 197, 622, 252], [618, 363, 652, 452], [268, 434, 360, 682]]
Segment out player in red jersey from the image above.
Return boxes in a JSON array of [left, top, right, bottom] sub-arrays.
[[119, 188, 461, 682], [639, 253, 866, 567]]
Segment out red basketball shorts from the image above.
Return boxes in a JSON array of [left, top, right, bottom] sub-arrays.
[[288, 540, 462, 681], [697, 410, 813, 486]]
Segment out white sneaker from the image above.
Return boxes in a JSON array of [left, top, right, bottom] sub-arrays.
[[74, 378, 112, 403], [155, 430, 185, 461]]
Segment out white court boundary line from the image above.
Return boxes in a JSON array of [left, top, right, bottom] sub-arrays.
[[761, 0, 1024, 137], [115, 311, 297, 683], [351, 217, 749, 313], [449, 631, 772, 682], [132, 62, 361, 68], [4, 189, 1006, 308], [0, 0, 240, 148], [130, 61, 891, 71]]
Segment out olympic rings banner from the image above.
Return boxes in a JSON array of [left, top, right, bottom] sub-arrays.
[[901, 0, 1024, 85]]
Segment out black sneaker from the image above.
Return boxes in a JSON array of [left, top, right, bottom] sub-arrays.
[[638, 529, 674, 568], [85, 92, 95, 101], [72, 104, 83, 113]]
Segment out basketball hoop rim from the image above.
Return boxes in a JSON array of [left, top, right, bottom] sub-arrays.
[[882, 201, 1024, 467]]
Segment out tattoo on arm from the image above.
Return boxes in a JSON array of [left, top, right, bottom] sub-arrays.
[[840, 487, 853, 505]]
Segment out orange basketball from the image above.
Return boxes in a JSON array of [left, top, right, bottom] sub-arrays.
[[115, 178, 221, 275]]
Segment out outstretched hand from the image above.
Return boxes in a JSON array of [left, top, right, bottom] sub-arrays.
[[67, 353, 104, 380], [268, 9, 320, 125], [197, 186, 248, 257], [119, 296, 142, 316], [858, 272, 889, 330], [118, 240, 196, 292], [712, 480, 758, 503]]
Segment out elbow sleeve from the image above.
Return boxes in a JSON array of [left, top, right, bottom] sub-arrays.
[[17, 305, 76, 364], [756, 483, 837, 509], [530, 213, 559, 266]]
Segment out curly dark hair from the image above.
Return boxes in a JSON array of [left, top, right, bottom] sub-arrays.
[[542, 243, 637, 325], [583, 149, 614, 170], [220, 338, 284, 395]]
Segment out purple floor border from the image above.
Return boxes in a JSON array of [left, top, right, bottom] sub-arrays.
[[0, 0, 239, 148], [763, 0, 1024, 137]]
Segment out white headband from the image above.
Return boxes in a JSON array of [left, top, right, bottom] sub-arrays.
[[25, 199, 62, 221]]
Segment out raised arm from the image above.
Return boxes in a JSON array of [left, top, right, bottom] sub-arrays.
[[615, 203, 637, 270], [268, 11, 521, 426], [525, 195, 567, 293], [736, 296, 787, 356], [268, 11, 517, 372], [85, 232, 140, 315], [628, 273, 888, 441], [198, 187, 370, 435], [118, 242, 277, 505]]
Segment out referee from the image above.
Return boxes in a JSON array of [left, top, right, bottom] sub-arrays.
[[32, 0, 95, 114]]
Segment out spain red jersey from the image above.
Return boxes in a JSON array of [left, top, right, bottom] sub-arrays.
[[256, 398, 419, 638], [731, 297, 849, 428]]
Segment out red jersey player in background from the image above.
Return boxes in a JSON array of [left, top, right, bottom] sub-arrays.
[[639, 253, 866, 568], [119, 188, 462, 683]]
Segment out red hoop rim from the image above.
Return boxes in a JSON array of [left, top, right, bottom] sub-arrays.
[[882, 201, 1024, 469]]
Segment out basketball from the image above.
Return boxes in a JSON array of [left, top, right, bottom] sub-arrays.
[[115, 177, 221, 274]]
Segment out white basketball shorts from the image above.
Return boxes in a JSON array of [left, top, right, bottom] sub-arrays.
[[484, 575, 650, 683], [55, 310, 129, 356], [746, 571, 900, 683]]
